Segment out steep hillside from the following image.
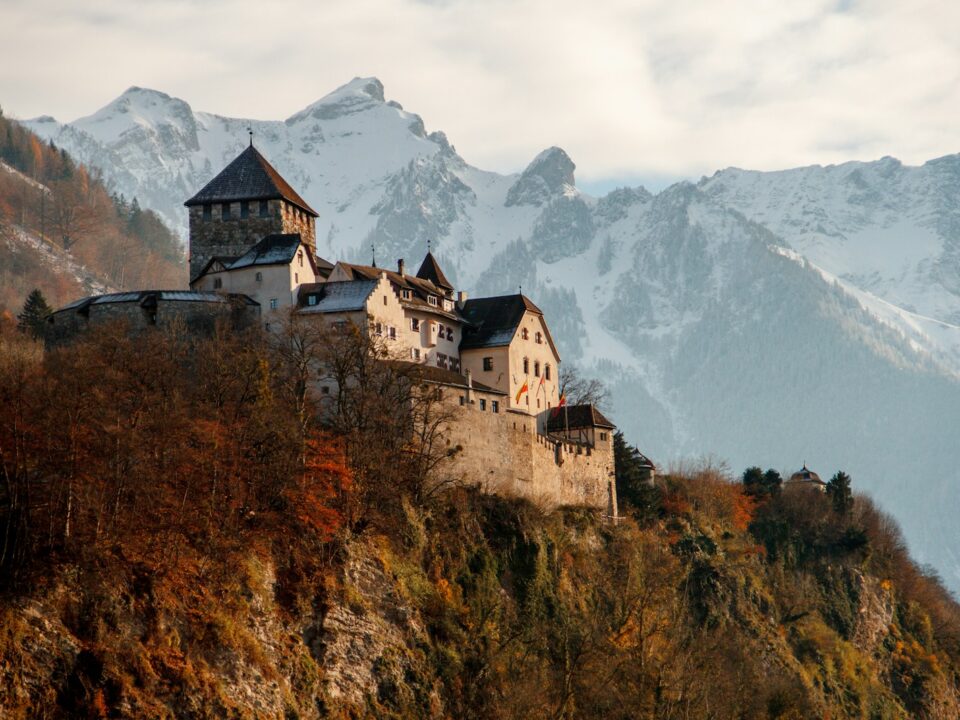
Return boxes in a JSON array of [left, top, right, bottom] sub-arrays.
[[21, 80, 960, 593], [2, 316, 959, 717], [0, 110, 185, 317]]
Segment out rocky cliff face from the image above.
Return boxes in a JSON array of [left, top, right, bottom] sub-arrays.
[[22, 78, 960, 592]]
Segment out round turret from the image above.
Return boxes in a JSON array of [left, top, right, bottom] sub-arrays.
[[786, 464, 826, 491]]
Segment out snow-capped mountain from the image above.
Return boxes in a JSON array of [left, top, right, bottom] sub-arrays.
[[24, 78, 960, 592]]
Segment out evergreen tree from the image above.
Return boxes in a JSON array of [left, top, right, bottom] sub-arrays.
[[826, 471, 854, 516], [17, 289, 51, 339], [742, 466, 782, 499], [614, 431, 659, 521]]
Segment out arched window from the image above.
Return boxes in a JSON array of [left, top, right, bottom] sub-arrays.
[[523, 357, 529, 374]]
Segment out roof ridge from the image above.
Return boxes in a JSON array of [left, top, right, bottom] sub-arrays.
[[184, 145, 317, 216]]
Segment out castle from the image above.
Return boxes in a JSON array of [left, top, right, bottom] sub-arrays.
[[47, 144, 619, 515]]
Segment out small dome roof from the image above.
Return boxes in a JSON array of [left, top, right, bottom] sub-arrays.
[[789, 465, 824, 485]]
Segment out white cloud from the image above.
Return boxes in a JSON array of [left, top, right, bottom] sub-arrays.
[[1, 0, 958, 181]]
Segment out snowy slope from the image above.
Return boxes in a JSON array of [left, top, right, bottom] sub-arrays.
[[22, 79, 960, 593]]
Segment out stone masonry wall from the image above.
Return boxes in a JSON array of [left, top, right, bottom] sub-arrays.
[[47, 298, 259, 345], [188, 199, 317, 281], [438, 389, 616, 515]]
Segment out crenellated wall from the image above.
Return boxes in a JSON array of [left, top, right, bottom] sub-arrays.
[[437, 389, 616, 515]]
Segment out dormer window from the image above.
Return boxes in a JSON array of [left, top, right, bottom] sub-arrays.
[[402, 289, 411, 300], [308, 295, 318, 306], [428, 295, 438, 306]]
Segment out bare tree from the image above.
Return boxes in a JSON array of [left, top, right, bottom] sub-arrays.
[[559, 364, 610, 409]]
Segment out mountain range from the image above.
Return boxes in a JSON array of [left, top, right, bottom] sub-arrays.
[[22, 77, 960, 592]]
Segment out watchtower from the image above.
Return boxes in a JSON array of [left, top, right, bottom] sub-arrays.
[[184, 144, 318, 281]]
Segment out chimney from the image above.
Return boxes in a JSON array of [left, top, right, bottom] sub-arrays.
[[457, 290, 468, 309], [398, 258, 405, 276], [465, 368, 473, 403]]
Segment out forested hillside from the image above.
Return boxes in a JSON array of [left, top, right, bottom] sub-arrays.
[[1, 318, 958, 718], [0, 109, 184, 318]]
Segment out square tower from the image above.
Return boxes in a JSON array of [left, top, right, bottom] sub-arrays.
[[184, 145, 318, 282]]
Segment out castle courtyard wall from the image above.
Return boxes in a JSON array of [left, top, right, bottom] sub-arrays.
[[438, 390, 616, 515]]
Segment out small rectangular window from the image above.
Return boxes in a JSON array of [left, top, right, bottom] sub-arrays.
[[269, 298, 278, 310], [436, 353, 448, 369], [383, 295, 388, 306], [402, 289, 411, 300], [375, 322, 383, 336], [492, 400, 499, 413], [446, 328, 453, 341], [483, 357, 493, 371], [428, 296, 437, 306], [259, 200, 269, 217], [240, 201, 249, 219], [308, 296, 318, 306], [459, 396, 465, 406], [213, 277, 222, 289], [222, 203, 231, 220], [411, 318, 420, 331], [388, 326, 396, 340], [295, 272, 299, 283], [412, 348, 421, 361], [298, 251, 304, 267], [202, 204, 212, 221], [479, 399, 487, 411], [255, 271, 263, 282]]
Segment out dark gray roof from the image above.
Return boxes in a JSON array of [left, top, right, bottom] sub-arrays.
[[415, 251, 454, 292], [230, 234, 303, 269], [547, 404, 616, 431], [789, 465, 825, 485], [460, 293, 548, 350], [184, 145, 317, 216], [298, 280, 377, 313], [53, 290, 259, 315]]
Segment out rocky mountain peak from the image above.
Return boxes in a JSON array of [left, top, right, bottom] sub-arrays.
[[504, 146, 576, 207], [286, 76, 387, 124]]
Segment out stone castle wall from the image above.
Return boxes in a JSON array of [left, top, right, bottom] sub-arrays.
[[47, 296, 259, 345], [438, 389, 616, 515], [188, 199, 316, 281]]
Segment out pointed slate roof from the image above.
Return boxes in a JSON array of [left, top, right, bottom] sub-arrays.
[[184, 145, 317, 216], [416, 251, 454, 293]]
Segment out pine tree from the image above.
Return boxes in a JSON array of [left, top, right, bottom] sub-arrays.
[[17, 289, 52, 339], [826, 471, 854, 516], [614, 431, 659, 520]]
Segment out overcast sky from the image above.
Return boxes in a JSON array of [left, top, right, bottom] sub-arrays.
[[2, 0, 959, 188]]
